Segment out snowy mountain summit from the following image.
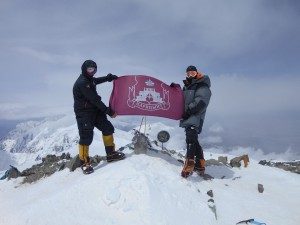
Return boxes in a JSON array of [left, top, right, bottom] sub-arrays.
[[0, 115, 299, 225]]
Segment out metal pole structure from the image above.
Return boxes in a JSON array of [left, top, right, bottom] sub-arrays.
[[138, 116, 144, 133]]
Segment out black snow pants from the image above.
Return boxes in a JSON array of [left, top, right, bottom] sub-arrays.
[[185, 126, 204, 160], [76, 110, 114, 146]]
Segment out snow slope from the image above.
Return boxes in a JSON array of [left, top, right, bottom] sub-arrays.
[[0, 114, 299, 225], [0, 149, 299, 225]]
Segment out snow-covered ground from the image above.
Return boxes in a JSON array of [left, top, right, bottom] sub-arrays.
[[0, 115, 299, 225]]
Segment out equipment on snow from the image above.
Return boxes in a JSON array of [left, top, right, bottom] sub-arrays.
[[236, 219, 266, 225]]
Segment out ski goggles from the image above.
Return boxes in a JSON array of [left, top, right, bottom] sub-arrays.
[[86, 67, 96, 73], [186, 71, 197, 77]]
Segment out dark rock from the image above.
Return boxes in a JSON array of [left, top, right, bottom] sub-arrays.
[[58, 162, 66, 171], [21, 163, 59, 184], [42, 154, 59, 164], [90, 155, 104, 167], [167, 149, 176, 155], [232, 176, 241, 180], [230, 155, 249, 168], [202, 173, 214, 180], [66, 155, 82, 172], [19, 153, 74, 183], [90, 155, 99, 164], [258, 160, 268, 166], [60, 153, 66, 160], [258, 184, 264, 193], [9, 166, 22, 179], [0, 166, 22, 180], [1, 153, 97, 184], [259, 160, 300, 174], [207, 190, 214, 198], [35, 155, 42, 161], [230, 160, 241, 168], [66, 153, 71, 160], [21, 164, 39, 176], [60, 153, 71, 160], [132, 131, 150, 154], [118, 146, 125, 151], [218, 156, 228, 164], [53, 146, 64, 152], [206, 159, 223, 166]]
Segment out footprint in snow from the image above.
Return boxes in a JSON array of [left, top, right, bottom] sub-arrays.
[[103, 187, 121, 206]]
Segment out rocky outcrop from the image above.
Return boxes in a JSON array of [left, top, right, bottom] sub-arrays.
[[21, 153, 72, 183], [132, 130, 151, 154], [230, 155, 249, 168], [0, 152, 105, 184], [0, 165, 22, 180], [206, 159, 224, 166], [218, 156, 228, 165], [259, 160, 300, 174]]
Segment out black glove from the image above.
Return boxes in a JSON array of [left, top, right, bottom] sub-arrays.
[[106, 73, 118, 82], [170, 82, 176, 87], [105, 107, 115, 117], [182, 109, 192, 120]]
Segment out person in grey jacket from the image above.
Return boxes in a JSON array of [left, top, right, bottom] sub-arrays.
[[180, 65, 212, 178]]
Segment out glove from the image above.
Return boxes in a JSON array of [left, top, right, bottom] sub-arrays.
[[105, 107, 114, 116], [106, 107, 117, 118], [106, 73, 118, 82], [182, 109, 192, 120]]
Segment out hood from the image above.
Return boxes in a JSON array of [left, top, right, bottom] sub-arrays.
[[198, 75, 211, 88], [81, 60, 97, 77]]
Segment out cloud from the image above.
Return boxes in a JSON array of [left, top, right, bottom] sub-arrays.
[[0, 102, 71, 120], [209, 74, 300, 115], [209, 123, 224, 133], [1, 0, 299, 75], [13, 47, 81, 65], [0, 0, 299, 121]]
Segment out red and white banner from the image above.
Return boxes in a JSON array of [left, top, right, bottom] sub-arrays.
[[109, 75, 184, 120]]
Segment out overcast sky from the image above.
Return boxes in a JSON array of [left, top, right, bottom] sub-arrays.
[[0, 0, 299, 120]]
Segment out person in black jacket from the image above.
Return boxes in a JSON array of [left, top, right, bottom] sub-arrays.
[[73, 60, 125, 174]]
